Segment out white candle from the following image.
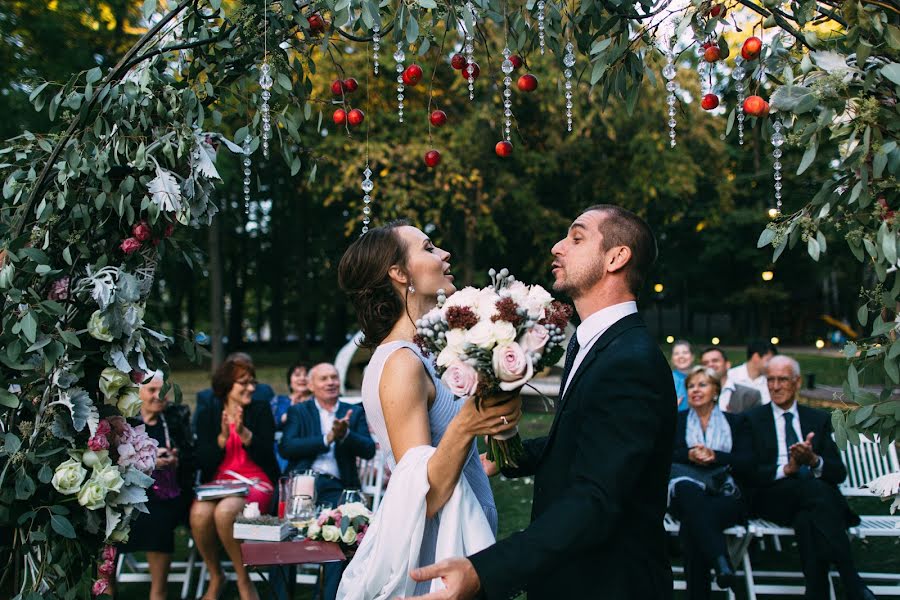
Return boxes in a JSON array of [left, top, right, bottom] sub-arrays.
[[294, 474, 315, 499]]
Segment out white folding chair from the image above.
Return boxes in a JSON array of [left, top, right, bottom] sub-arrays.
[[358, 449, 386, 512], [115, 535, 199, 599]]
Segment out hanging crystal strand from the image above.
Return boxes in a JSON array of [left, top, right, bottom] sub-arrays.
[[372, 25, 380, 75], [464, 2, 477, 101], [563, 42, 575, 132], [394, 41, 405, 123], [501, 48, 515, 141], [361, 165, 374, 234], [537, 0, 546, 55], [771, 120, 785, 215], [242, 135, 252, 206], [259, 62, 273, 158], [663, 49, 678, 148], [732, 57, 746, 146]]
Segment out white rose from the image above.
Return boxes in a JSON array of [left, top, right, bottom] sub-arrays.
[[466, 321, 496, 349], [77, 479, 108, 510], [341, 526, 358, 545], [87, 311, 114, 342], [340, 502, 371, 520], [505, 281, 530, 304], [51, 459, 87, 495], [475, 290, 501, 321], [525, 285, 553, 319], [492, 321, 517, 345], [307, 523, 322, 539], [107, 524, 130, 543], [99, 368, 130, 402], [116, 387, 142, 418], [91, 463, 125, 494], [519, 324, 550, 354], [445, 328, 468, 354], [82, 450, 110, 468], [321, 525, 342, 542], [436, 346, 461, 369], [443, 286, 480, 310]]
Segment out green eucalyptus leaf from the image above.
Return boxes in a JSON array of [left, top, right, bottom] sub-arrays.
[[50, 514, 76, 539]]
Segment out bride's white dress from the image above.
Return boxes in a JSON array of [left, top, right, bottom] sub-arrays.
[[336, 341, 498, 599]]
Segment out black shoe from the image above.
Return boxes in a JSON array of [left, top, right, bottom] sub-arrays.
[[714, 555, 739, 591]]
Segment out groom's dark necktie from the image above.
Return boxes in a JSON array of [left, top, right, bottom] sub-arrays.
[[559, 333, 581, 398]]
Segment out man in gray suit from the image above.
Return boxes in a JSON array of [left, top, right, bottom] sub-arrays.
[[701, 346, 763, 413]]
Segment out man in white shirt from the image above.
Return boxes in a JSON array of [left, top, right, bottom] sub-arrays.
[[727, 340, 776, 405], [743, 356, 874, 600], [700, 346, 762, 413]]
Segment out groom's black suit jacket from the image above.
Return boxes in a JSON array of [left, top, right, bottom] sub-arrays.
[[470, 313, 677, 599]]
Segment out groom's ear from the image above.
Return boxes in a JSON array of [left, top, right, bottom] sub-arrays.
[[605, 245, 632, 274], [387, 264, 408, 286]]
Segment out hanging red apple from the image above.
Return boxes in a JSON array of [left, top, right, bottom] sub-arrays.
[[424, 150, 442, 167], [332, 108, 346, 125], [430, 110, 447, 127], [517, 74, 538, 92], [495, 141, 513, 157], [701, 94, 719, 110], [347, 108, 365, 126], [743, 95, 769, 117], [741, 37, 762, 61], [510, 55, 523, 69], [461, 62, 480, 80], [343, 78, 359, 93], [403, 64, 424, 86], [307, 14, 327, 33], [450, 54, 466, 70], [331, 80, 344, 96], [703, 46, 721, 62], [708, 4, 725, 17]]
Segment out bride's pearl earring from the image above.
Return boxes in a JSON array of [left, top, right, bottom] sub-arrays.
[[408, 284, 415, 294]]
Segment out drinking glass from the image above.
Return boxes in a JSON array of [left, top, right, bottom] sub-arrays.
[[291, 470, 317, 505], [338, 488, 366, 507]]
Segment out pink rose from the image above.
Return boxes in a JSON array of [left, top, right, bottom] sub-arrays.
[[317, 513, 330, 527], [48, 277, 70, 301], [440, 361, 480, 397], [102, 545, 117, 562], [120, 237, 141, 254], [96, 419, 111, 437], [98, 559, 115, 577], [519, 324, 550, 354], [91, 577, 109, 596], [131, 221, 152, 242], [491, 342, 533, 391], [88, 433, 109, 451], [129, 369, 146, 385]]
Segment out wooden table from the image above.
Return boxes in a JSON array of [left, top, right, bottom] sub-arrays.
[[240, 538, 346, 595]]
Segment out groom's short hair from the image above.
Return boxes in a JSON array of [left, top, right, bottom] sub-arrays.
[[581, 204, 657, 297]]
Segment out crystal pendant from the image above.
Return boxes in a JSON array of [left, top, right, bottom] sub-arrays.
[[465, 2, 477, 101], [771, 120, 784, 215], [259, 61, 274, 158], [563, 42, 575, 132], [361, 165, 373, 233], [242, 135, 252, 206], [733, 57, 746, 145], [395, 42, 405, 123], [500, 47, 514, 141], [663, 50, 677, 147], [537, 0, 546, 55], [373, 25, 380, 75]]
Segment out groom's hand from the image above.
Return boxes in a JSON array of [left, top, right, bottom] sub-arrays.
[[480, 451, 499, 477], [405, 557, 481, 599]]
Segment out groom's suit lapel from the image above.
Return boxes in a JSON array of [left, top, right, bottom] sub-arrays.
[[543, 313, 643, 453]]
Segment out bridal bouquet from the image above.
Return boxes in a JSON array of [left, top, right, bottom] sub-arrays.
[[414, 268, 572, 469]]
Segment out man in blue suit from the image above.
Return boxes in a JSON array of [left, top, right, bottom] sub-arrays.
[[279, 362, 375, 600]]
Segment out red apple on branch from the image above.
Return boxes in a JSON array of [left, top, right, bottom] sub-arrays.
[[495, 141, 513, 157], [424, 150, 442, 167], [517, 74, 538, 92]]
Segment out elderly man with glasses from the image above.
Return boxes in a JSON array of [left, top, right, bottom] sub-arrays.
[[743, 355, 875, 600]]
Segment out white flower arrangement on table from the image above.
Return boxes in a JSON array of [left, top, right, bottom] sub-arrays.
[[413, 268, 572, 469], [303, 502, 372, 554]]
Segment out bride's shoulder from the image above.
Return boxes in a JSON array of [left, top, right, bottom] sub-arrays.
[[380, 345, 426, 380]]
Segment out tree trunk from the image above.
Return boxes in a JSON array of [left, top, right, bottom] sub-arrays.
[[209, 218, 225, 370]]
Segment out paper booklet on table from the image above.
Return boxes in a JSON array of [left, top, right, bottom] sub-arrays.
[[195, 480, 250, 500]]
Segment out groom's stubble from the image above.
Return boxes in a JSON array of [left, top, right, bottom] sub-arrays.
[[552, 244, 606, 300]]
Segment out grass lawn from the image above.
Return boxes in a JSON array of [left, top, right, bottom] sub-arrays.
[[116, 411, 899, 599]]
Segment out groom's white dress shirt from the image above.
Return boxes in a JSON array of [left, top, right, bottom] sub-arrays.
[[562, 301, 638, 397]]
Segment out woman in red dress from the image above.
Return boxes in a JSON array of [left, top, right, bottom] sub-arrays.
[[191, 355, 279, 600]]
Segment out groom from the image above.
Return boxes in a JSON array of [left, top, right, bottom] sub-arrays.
[[408, 205, 677, 599]]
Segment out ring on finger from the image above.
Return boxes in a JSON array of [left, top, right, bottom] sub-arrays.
[[500, 415, 509, 426]]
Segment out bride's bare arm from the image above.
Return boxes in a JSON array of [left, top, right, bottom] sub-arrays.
[[380, 349, 522, 519]]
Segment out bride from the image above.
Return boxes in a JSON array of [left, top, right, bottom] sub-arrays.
[[336, 221, 522, 598]]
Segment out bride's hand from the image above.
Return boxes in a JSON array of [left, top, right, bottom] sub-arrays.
[[455, 393, 522, 438]]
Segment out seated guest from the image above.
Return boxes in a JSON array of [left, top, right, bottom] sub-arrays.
[[727, 340, 776, 405], [700, 346, 762, 413], [279, 362, 376, 600], [192, 355, 279, 600], [192, 352, 275, 433], [671, 339, 695, 411], [118, 371, 194, 600], [669, 366, 752, 598], [271, 362, 312, 473], [744, 356, 875, 600]]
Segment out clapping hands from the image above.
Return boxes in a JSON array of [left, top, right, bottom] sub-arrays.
[[784, 432, 818, 475], [688, 445, 716, 465], [327, 409, 353, 444]]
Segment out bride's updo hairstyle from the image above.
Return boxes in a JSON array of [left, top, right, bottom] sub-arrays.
[[338, 220, 411, 349]]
